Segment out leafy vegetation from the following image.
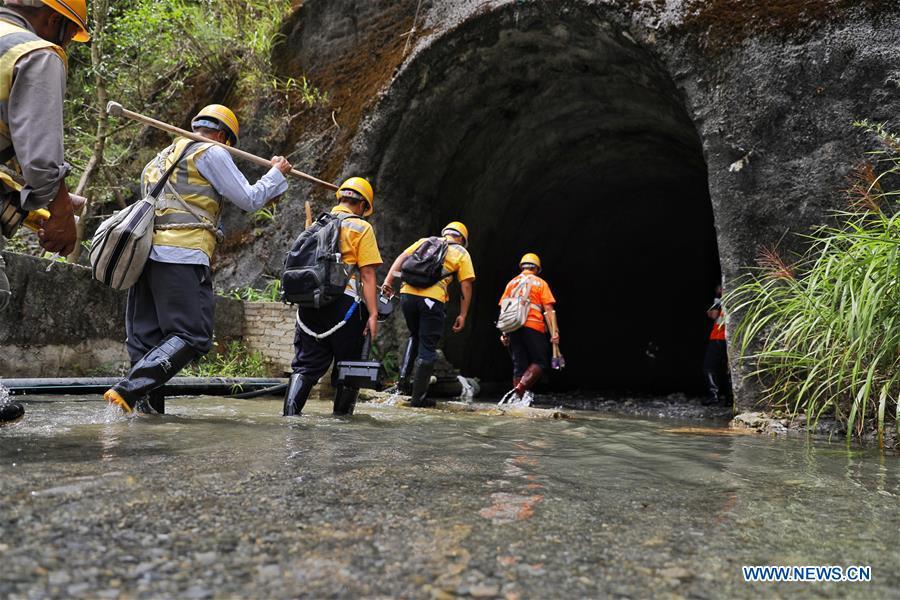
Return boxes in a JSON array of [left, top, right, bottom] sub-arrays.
[[227, 278, 283, 303], [728, 122, 900, 445], [56, 0, 313, 258], [183, 340, 268, 378]]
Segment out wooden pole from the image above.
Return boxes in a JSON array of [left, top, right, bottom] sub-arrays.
[[106, 101, 339, 192]]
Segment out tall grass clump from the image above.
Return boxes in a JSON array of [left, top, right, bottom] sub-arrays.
[[728, 122, 900, 445]]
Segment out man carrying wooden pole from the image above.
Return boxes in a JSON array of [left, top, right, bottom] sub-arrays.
[[103, 104, 294, 415]]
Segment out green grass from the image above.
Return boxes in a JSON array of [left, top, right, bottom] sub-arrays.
[[183, 340, 268, 378], [728, 122, 900, 446], [228, 278, 282, 303]]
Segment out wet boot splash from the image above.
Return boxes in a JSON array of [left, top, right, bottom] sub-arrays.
[[499, 364, 543, 407], [105, 336, 197, 413]]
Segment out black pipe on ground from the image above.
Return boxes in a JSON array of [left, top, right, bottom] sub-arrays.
[[2, 377, 286, 398]]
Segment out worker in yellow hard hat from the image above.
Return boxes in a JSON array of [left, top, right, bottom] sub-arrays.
[[381, 221, 475, 407], [104, 105, 294, 415], [497, 253, 560, 404], [0, 0, 90, 421], [283, 176, 382, 417]]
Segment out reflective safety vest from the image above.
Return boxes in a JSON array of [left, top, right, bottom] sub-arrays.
[[143, 137, 223, 258], [0, 20, 67, 189]]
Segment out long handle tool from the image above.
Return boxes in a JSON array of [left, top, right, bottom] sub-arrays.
[[106, 101, 339, 192]]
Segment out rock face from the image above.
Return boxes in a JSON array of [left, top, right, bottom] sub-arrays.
[[0, 253, 243, 377], [102, 1, 900, 409]]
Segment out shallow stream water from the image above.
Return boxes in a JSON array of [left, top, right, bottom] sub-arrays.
[[1, 396, 898, 598]]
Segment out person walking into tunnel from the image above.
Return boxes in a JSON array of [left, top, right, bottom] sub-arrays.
[[0, 0, 91, 423], [282, 177, 382, 417], [381, 222, 475, 407], [497, 253, 559, 405], [104, 105, 293, 415], [703, 285, 732, 406]]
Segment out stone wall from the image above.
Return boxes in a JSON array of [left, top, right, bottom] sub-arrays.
[[0, 252, 243, 378], [241, 302, 296, 375]]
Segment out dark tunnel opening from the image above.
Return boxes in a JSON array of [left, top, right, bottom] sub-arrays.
[[367, 11, 722, 396]]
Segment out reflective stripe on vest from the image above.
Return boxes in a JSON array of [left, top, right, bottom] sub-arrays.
[[143, 137, 222, 258], [0, 20, 66, 163], [512, 274, 543, 312]]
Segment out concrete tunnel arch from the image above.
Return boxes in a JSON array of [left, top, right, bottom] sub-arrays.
[[347, 3, 722, 395]]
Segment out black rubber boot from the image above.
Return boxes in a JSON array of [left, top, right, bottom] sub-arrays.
[[108, 336, 197, 411], [0, 402, 24, 424], [136, 392, 166, 415], [283, 373, 315, 416], [332, 386, 359, 416], [409, 358, 435, 408], [0, 238, 10, 312], [397, 337, 417, 395]]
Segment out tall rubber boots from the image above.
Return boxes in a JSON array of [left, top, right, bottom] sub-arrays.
[[136, 392, 166, 415], [409, 358, 435, 408], [397, 337, 417, 395], [284, 373, 315, 416], [105, 335, 197, 413], [514, 364, 543, 398], [0, 235, 10, 311], [332, 386, 359, 416]]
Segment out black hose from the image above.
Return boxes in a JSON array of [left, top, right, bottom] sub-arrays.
[[227, 384, 288, 399]]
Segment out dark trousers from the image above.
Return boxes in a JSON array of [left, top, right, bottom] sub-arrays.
[[703, 339, 733, 402], [508, 327, 551, 377], [291, 294, 368, 385], [400, 294, 446, 364], [125, 259, 214, 361]]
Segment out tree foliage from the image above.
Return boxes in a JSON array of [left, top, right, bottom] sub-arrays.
[[62, 0, 294, 244]]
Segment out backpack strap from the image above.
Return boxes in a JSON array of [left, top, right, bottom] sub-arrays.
[[331, 212, 364, 298], [513, 274, 542, 312]]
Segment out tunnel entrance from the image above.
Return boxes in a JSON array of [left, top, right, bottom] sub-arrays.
[[358, 7, 721, 395]]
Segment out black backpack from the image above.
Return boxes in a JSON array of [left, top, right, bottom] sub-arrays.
[[281, 213, 359, 308], [401, 236, 453, 288]]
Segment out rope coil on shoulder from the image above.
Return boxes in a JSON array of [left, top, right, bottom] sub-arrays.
[[295, 297, 360, 340]]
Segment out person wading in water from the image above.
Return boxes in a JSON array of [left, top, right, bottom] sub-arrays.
[[498, 253, 560, 405], [0, 0, 91, 423], [382, 222, 475, 407], [703, 285, 732, 406], [104, 105, 292, 414], [282, 178, 382, 417]]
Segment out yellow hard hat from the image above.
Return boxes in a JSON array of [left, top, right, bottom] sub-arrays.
[[7, 0, 91, 42], [442, 221, 469, 246], [336, 177, 375, 217], [519, 253, 542, 272], [192, 104, 240, 145]]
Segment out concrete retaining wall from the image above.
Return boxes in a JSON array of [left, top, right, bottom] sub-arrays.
[[0, 252, 243, 378]]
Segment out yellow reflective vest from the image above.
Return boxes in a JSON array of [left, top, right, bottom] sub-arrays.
[[0, 20, 66, 190], [143, 137, 223, 258]]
